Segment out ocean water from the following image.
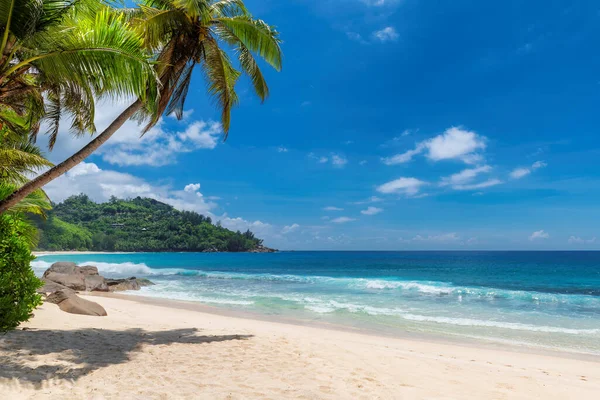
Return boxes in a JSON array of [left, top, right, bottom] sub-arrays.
[[32, 251, 600, 355]]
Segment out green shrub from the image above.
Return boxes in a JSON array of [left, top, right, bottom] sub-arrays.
[[0, 214, 43, 332]]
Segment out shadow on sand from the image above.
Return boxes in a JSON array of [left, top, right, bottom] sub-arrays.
[[0, 327, 252, 388]]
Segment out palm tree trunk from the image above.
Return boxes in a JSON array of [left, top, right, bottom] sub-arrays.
[[0, 99, 142, 214]]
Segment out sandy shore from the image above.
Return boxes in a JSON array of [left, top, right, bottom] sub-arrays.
[[1, 295, 598, 399]]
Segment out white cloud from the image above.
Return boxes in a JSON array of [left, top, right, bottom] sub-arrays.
[[440, 165, 492, 187], [277, 146, 289, 153], [376, 177, 427, 196], [220, 217, 272, 234], [44, 162, 217, 216], [425, 127, 486, 163], [510, 161, 547, 179], [381, 145, 424, 165], [568, 236, 596, 244], [184, 183, 201, 193], [331, 154, 348, 167], [282, 223, 300, 234], [359, 160, 368, 165], [361, 206, 383, 215], [452, 179, 503, 191], [509, 167, 531, 179], [373, 27, 399, 42], [382, 127, 486, 166], [37, 100, 221, 167], [331, 217, 356, 223], [324, 206, 344, 211], [309, 152, 347, 167], [529, 230, 549, 241]]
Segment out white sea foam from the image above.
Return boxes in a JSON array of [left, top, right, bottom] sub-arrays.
[[399, 314, 600, 335], [31, 260, 182, 277], [127, 288, 254, 305]]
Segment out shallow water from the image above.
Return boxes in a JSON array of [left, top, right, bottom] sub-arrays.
[[33, 251, 600, 355]]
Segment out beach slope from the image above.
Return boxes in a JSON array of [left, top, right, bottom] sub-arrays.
[[1, 295, 598, 399]]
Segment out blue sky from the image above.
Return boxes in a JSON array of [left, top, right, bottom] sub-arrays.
[[42, 0, 600, 250]]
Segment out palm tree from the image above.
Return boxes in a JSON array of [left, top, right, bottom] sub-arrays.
[[0, 0, 282, 214], [0, 0, 157, 212]]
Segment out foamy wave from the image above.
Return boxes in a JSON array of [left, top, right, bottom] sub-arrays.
[[399, 314, 600, 335], [299, 299, 600, 334], [30, 260, 180, 277], [128, 288, 253, 305]]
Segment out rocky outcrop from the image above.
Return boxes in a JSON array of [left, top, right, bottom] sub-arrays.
[[106, 277, 155, 292], [42, 262, 109, 292], [248, 245, 277, 253], [42, 261, 154, 294], [43, 262, 86, 291], [37, 278, 76, 296], [47, 289, 107, 316], [40, 262, 156, 317]]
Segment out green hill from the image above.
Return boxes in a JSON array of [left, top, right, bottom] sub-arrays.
[[34, 194, 266, 252]]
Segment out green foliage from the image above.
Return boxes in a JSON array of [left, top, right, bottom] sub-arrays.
[[35, 194, 264, 252], [0, 214, 43, 332], [133, 0, 283, 133], [0, 0, 157, 148]]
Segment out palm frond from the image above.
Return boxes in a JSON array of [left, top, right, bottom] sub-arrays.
[[209, 0, 249, 18], [214, 16, 282, 71], [201, 36, 240, 134]]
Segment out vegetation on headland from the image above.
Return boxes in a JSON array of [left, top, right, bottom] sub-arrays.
[[34, 194, 268, 253]]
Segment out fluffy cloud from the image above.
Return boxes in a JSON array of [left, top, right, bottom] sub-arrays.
[[373, 27, 399, 42], [219, 217, 274, 238], [361, 206, 383, 215], [376, 177, 427, 196], [331, 154, 348, 167], [510, 161, 547, 179], [277, 146, 289, 153], [382, 127, 486, 166], [440, 165, 491, 187], [102, 120, 222, 167], [37, 100, 222, 167], [184, 183, 201, 193], [381, 146, 424, 165], [567, 236, 596, 244], [331, 217, 356, 223], [529, 230, 549, 241], [282, 224, 300, 234], [43, 162, 217, 215], [324, 206, 344, 211]]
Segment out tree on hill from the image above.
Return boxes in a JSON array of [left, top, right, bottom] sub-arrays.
[[35, 195, 266, 252]]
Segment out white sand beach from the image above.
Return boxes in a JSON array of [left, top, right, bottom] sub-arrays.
[[1, 294, 598, 399]]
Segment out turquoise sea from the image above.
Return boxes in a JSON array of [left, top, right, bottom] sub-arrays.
[[33, 251, 600, 355]]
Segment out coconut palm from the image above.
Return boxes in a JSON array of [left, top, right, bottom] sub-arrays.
[[0, 0, 157, 143], [0, 0, 282, 214]]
